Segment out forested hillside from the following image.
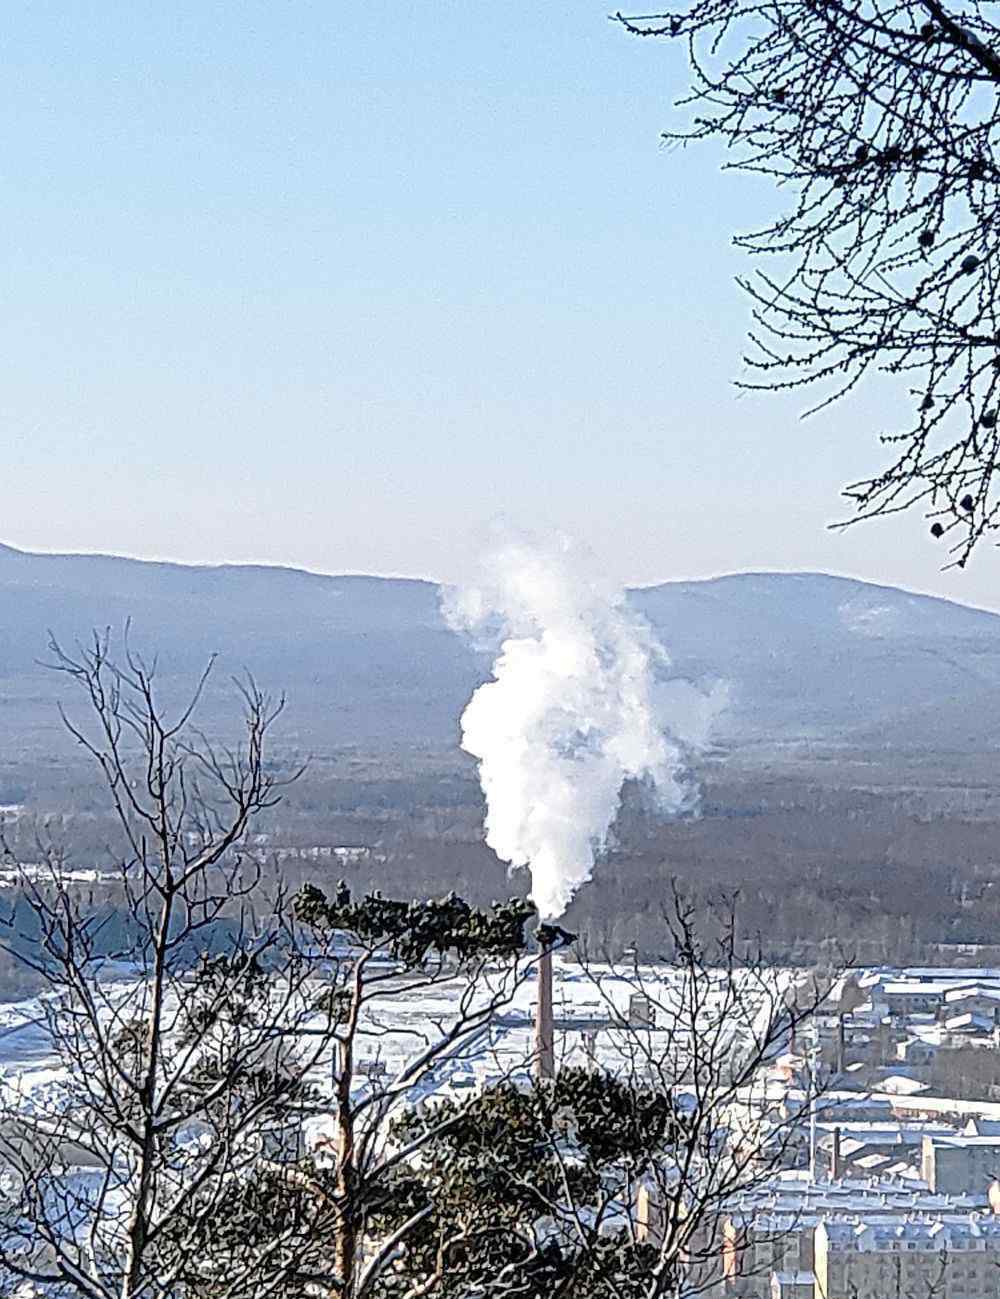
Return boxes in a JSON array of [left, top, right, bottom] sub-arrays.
[[1, 543, 998, 986], [1, 543, 1000, 755]]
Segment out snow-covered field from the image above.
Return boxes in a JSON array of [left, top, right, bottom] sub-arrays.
[[0, 999, 64, 1116], [0, 955, 789, 1134], [0, 866, 116, 890]]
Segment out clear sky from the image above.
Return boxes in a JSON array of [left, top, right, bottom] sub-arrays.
[[3, 1, 997, 608]]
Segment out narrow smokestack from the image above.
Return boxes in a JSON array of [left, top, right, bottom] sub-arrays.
[[535, 947, 554, 1080]]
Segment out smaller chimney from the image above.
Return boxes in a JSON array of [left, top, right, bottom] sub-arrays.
[[836, 1015, 846, 1075], [832, 1126, 842, 1182], [535, 946, 555, 1080]]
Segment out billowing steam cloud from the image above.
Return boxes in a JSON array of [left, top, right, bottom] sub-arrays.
[[444, 537, 698, 920]]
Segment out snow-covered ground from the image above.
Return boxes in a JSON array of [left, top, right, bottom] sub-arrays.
[[0, 954, 789, 1138], [0, 865, 116, 890], [0, 999, 63, 1115]]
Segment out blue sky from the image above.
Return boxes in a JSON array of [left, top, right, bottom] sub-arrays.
[[3, 1, 995, 607]]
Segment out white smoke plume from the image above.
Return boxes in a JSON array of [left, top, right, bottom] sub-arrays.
[[444, 537, 695, 920]]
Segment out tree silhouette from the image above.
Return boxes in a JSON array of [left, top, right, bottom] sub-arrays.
[[619, 0, 1000, 564]]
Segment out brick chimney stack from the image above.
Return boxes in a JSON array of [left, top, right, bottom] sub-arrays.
[[535, 946, 554, 1080]]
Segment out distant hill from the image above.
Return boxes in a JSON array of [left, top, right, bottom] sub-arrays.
[[631, 572, 1000, 754], [1, 544, 999, 758]]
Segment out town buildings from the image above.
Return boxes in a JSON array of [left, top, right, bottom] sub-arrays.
[[709, 963, 1000, 1298]]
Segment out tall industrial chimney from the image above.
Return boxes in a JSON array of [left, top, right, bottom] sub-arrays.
[[534, 946, 555, 1080]]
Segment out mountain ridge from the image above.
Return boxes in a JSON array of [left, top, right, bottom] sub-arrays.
[[4, 543, 997, 621], [0, 542, 997, 756]]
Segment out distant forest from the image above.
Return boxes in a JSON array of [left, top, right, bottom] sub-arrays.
[[0, 740, 997, 997]]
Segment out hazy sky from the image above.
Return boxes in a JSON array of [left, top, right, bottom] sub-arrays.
[[4, 2, 998, 608]]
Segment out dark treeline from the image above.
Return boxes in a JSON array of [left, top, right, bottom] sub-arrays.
[[1, 745, 998, 998], [261, 753, 1000, 969]]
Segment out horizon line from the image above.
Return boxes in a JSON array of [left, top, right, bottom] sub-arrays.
[[2, 537, 997, 618]]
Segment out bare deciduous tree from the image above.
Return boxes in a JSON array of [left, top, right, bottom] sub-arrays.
[[618, 0, 1000, 564], [0, 637, 840, 1299], [0, 638, 537, 1299]]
